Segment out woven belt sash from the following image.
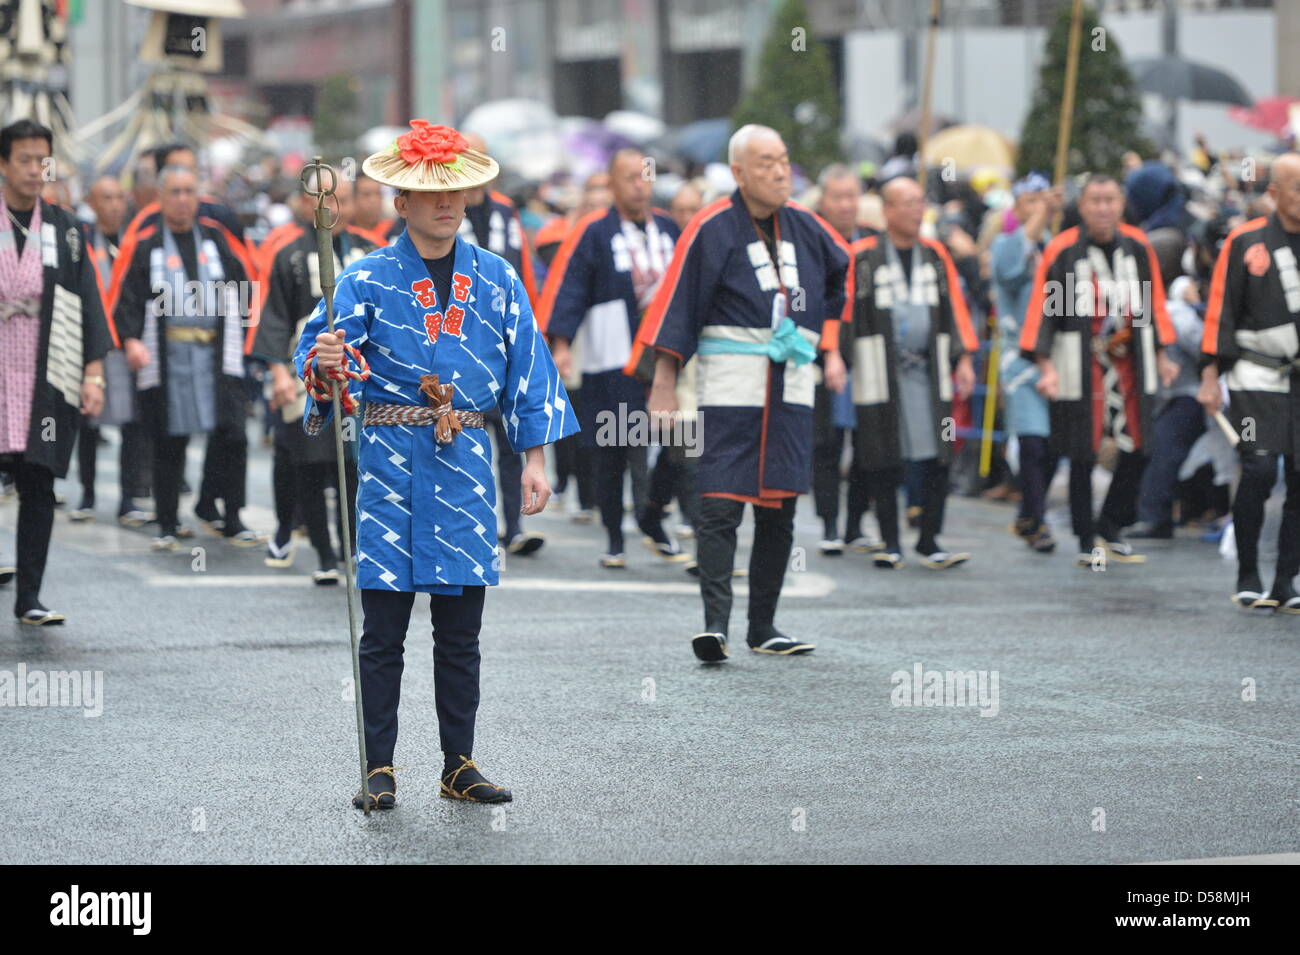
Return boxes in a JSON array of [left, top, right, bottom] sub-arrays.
[[364, 403, 485, 430], [363, 373, 484, 444], [1238, 347, 1300, 375], [166, 326, 217, 344]]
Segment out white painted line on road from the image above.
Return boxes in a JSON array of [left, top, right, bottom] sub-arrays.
[[133, 571, 837, 597], [1133, 852, 1300, 865]]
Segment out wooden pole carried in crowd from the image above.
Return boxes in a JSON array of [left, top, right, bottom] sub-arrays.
[[916, 0, 942, 191], [1052, 0, 1086, 221]]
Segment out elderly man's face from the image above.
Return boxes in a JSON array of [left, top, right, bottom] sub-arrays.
[[89, 178, 127, 234], [670, 187, 702, 231], [819, 174, 861, 238], [732, 132, 791, 211], [882, 179, 925, 241]]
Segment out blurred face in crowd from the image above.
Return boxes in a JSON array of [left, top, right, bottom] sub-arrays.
[[159, 167, 199, 233], [133, 154, 157, 208], [41, 178, 72, 208], [461, 133, 492, 207], [1078, 179, 1124, 241], [331, 177, 355, 233], [0, 135, 50, 207], [731, 129, 791, 214], [354, 177, 385, 228], [88, 176, 127, 236], [299, 174, 354, 234], [818, 173, 861, 239], [670, 183, 702, 231], [395, 187, 467, 246], [1267, 153, 1300, 231], [882, 177, 925, 245], [609, 150, 651, 222], [162, 147, 198, 172], [580, 172, 611, 214], [1013, 188, 1044, 225]]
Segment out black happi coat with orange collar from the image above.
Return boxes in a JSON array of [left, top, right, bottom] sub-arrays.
[[1202, 213, 1300, 456], [112, 220, 251, 435], [839, 233, 979, 470], [250, 220, 379, 463], [1019, 223, 1174, 460]]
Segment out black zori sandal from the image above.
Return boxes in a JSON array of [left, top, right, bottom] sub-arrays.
[[352, 766, 398, 810], [440, 756, 512, 803]]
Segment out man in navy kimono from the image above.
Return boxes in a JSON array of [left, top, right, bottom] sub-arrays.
[[298, 123, 578, 809], [539, 147, 686, 567], [634, 125, 852, 662]]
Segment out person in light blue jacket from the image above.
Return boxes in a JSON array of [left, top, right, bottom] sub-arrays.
[[991, 173, 1060, 553]]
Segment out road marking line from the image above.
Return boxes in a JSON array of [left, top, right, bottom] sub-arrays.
[[134, 571, 836, 597]]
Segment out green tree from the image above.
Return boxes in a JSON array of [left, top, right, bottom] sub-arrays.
[[1017, 2, 1153, 178], [731, 0, 841, 176], [314, 74, 361, 158]]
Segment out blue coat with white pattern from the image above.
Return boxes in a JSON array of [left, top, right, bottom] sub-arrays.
[[292, 229, 579, 594]]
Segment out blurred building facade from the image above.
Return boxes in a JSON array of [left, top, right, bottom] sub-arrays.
[[66, 0, 1291, 159]]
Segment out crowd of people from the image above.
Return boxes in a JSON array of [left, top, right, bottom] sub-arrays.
[[2, 110, 1297, 804]]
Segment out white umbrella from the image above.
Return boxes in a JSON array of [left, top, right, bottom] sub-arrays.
[[604, 109, 666, 145]]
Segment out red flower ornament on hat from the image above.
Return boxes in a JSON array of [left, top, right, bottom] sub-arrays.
[[395, 121, 469, 172]]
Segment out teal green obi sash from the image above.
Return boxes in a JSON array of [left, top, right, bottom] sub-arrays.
[[697, 317, 816, 367]]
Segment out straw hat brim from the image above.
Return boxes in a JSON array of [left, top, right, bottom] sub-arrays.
[[362, 146, 499, 192]]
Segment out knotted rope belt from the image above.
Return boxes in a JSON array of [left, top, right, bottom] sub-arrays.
[[364, 400, 485, 437], [364, 374, 483, 445], [304, 343, 481, 444]]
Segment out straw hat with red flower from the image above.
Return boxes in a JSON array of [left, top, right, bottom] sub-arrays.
[[362, 120, 499, 192]]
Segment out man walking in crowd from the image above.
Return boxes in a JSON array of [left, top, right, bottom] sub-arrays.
[[68, 175, 129, 522], [842, 176, 978, 570], [991, 172, 1060, 553], [1020, 173, 1177, 567], [812, 162, 874, 555], [1199, 152, 1300, 612], [0, 120, 113, 624], [636, 124, 851, 662], [113, 164, 259, 550], [541, 147, 685, 567]]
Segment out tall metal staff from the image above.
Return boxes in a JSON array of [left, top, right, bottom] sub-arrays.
[[301, 157, 370, 814]]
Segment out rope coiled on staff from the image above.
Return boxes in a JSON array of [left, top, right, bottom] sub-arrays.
[[303, 343, 371, 415]]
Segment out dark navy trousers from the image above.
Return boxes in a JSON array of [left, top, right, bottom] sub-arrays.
[[359, 586, 486, 764]]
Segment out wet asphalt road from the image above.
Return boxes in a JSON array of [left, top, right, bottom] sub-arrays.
[[0, 427, 1295, 864]]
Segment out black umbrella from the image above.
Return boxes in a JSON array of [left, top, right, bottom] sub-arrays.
[[1128, 56, 1253, 107]]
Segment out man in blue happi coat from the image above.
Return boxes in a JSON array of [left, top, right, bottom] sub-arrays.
[[295, 123, 578, 809]]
